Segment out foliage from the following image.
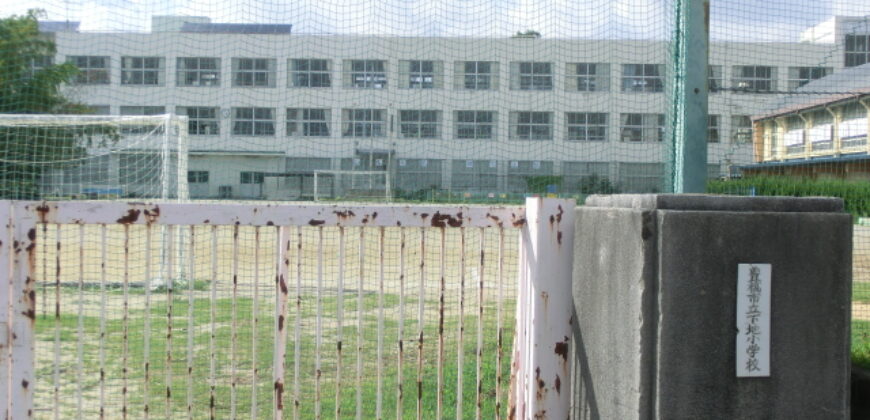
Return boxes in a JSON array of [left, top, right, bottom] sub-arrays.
[[0, 10, 115, 199], [707, 175, 870, 219], [577, 174, 620, 195], [525, 175, 562, 193], [513, 30, 541, 38]]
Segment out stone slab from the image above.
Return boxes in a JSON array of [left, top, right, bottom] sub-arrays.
[[584, 193, 844, 213]]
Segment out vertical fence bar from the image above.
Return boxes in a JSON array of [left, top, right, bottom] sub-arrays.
[[52, 224, 61, 420], [0, 202, 11, 418], [251, 227, 261, 420], [314, 226, 323, 420], [76, 224, 85, 419], [475, 227, 485, 420], [121, 225, 130, 419], [456, 227, 466, 420], [416, 227, 425, 420], [512, 198, 575, 419], [357, 227, 365, 420], [396, 228, 405, 420], [165, 225, 175, 419], [436, 227, 446, 420], [292, 226, 302, 420], [144, 224, 153, 419], [376, 227, 385, 420], [495, 227, 504, 420], [186, 227, 196, 420], [230, 225, 239, 419], [99, 225, 107, 419], [335, 227, 345, 419], [10, 205, 36, 419], [273, 226, 291, 420], [209, 226, 217, 420]]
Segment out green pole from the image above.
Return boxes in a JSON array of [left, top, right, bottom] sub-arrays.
[[671, 0, 710, 193]]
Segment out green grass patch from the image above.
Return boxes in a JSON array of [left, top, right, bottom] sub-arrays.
[[856, 283, 870, 304], [853, 320, 870, 370]]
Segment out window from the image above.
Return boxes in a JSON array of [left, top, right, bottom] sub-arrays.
[[396, 159, 443, 192], [507, 160, 553, 193], [26, 56, 53, 78], [511, 62, 553, 90], [451, 160, 498, 191], [620, 113, 664, 142], [398, 110, 440, 138], [708, 115, 720, 143], [120, 106, 165, 134], [566, 113, 607, 141], [232, 58, 276, 87], [732, 65, 776, 92], [344, 60, 387, 89], [618, 162, 665, 193], [567, 63, 609, 92], [121, 57, 164, 86], [342, 109, 385, 137], [287, 108, 331, 137], [562, 162, 614, 194], [708, 65, 723, 93], [731, 115, 752, 143], [621, 64, 663, 92], [232, 108, 275, 136], [510, 112, 553, 140], [845, 34, 870, 67], [455, 111, 495, 139], [68, 56, 110, 84], [400, 60, 441, 88], [289, 59, 331, 87], [177, 107, 220, 135], [240, 172, 265, 184], [188, 171, 209, 183], [455, 61, 498, 90], [177, 57, 220, 87], [787, 67, 832, 90]]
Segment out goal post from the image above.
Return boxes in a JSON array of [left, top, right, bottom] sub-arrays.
[[0, 114, 189, 201], [313, 169, 392, 201]]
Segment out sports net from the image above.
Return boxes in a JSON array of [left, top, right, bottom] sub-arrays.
[[0, 114, 188, 200]]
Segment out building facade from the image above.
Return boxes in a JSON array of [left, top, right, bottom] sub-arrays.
[[37, 15, 870, 199]]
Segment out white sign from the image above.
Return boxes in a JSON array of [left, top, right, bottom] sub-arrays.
[[736, 263, 771, 377]]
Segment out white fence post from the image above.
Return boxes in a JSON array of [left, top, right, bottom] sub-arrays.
[[0, 201, 11, 418], [9, 203, 36, 419], [511, 197, 575, 419]]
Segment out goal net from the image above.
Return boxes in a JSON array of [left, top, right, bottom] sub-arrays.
[[0, 114, 189, 200], [312, 169, 391, 201]]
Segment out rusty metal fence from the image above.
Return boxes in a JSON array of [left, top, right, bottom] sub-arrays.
[[0, 199, 574, 420]]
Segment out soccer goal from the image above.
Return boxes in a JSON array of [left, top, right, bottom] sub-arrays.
[[312, 169, 392, 201], [0, 114, 189, 200]]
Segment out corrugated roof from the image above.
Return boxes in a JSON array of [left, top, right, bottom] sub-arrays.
[[739, 151, 870, 169], [180, 22, 292, 34], [754, 63, 870, 120]]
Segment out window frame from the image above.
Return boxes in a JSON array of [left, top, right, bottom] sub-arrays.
[[344, 60, 387, 89], [568, 63, 610, 92], [619, 113, 664, 142], [177, 57, 221, 87], [845, 34, 870, 67], [188, 170, 209, 183], [286, 108, 332, 137], [621, 64, 664, 93], [512, 61, 553, 91], [68, 56, 110, 85], [398, 110, 441, 138], [708, 65, 723, 93], [121, 56, 164, 86], [177, 106, 220, 136], [787, 66, 832, 91], [565, 112, 608, 142], [708, 114, 720, 143], [731, 65, 777, 92], [510, 111, 553, 140], [455, 110, 496, 140], [341, 109, 386, 137], [232, 58, 276, 88], [289, 59, 331, 88], [240, 171, 265, 185], [232, 107, 276, 136], [400, 60, 439, 89], [456, 61, 498, 90]]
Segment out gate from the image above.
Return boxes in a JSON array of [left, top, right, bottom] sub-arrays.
[[0, 198, 572, 419]]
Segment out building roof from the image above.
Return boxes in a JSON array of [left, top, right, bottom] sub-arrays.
[[739, 151, 870, 170], [38, 21, 80, 32], [754, 63, 870, 121], [180, 22, 292, 34]]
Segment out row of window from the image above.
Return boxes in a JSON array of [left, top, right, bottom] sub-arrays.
[[112, 105, 752, 143], [56, 55, 833, 93]]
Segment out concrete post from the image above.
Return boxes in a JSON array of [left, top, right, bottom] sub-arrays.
[[571, 194, 851, 419]]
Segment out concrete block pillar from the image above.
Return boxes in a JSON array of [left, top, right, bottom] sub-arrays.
[[571, 194, 852, 419]]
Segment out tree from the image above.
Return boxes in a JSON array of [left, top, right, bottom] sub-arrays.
[[513, 30, 541, 38], [0, 10, 113, 198]]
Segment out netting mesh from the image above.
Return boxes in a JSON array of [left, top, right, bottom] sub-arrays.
[[4, 0, 870, 416]]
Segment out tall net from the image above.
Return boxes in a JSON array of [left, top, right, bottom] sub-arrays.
[[4, 0, 870, 416], [0, 114, 188, 200]]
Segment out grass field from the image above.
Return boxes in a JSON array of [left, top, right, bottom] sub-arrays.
[[31, 225, 519, 419]]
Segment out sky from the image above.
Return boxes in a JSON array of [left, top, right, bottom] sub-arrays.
[[3, 0, 870, 41]]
